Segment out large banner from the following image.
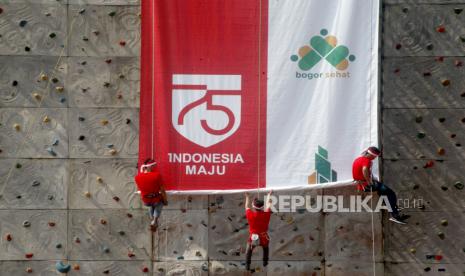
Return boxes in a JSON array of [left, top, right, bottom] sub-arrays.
[[139, 0, 379, 193]]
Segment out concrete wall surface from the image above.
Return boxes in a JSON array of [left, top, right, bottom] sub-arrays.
[[0, 0, 464, 275]]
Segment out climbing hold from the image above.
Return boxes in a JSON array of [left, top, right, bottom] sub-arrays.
[[0, 8, 3, 14], [105, 59, 112, 64], [117, 94, 123, 99], [12, 80, 18, 86], [455, 60, 463, 67], [128, 252, 135, 258], [441, 79, 450, 86], [25, 268, 33, 273], [103, 247, 110, 253], [103, 270, 110, 274], [126, 118, 131, 124], [55, 86, 64, 92], [438, 232, 445, 239], [78, 135, 85, 141], [25, 46, 30, 52], [96, 176, 103, 183], [14, 124, 20, 131], [56, 261, 71, 273], [426, 44, 433, 51], [417, 132, 426, 139], [424, 267, 431, 272], [100, 219, 107, 225], [59, 97, 66, 103], [5, 234, 12, 241], [188, 236, 193, 241], [82, 36, 89, 42], [52, 78, 59, 83], [436, 56, 444, 62], [16, 163, 22, 169], [438, 118, 445, 123], [454, 181, 464, 190], [119, 40, 126, 46], [437, 148, 445, 155], [423, 160, 434, 168], [196, 251, 202, 257], [74, 237, 80, 243], [25, 253, 33, 259], [106, 144, 114, 148], [142, 266, 149, 273], [73, 264, 80, 270], [92, 30, 99, 36], [84, 191, 91, 198], [441, 185, 448, 191], [48, 195, 54, 200], [450, 134, 456, 138], [109, 149, 117, 155], [402, 7, 408, 13], [177, 256, 184, 260], [32, 93, 42, 101], [101, 119, 109, 125], [108, 11, 117, 17], [440, 219, 448, 226], [103, 82, 110, 88], [395, 43, 401, 50], [436, 25, 446, 33], [113, 196, 120, 202], [435, 255, 443, 261], [118, 230, 125, 235], [78, 116, 85, 121], [19, 20, 28, 27], [52, 138, 59, 146], [127, 213, 133, 218], [40, 74, 48, 81], [456, 143, 461, 147], [423, 71, 431, 77], [32, 180, 40, 187], [79, 8, 85, 14], [48, 222, 56, 227], [118, 74, 125, 79], [56, 243, 62, 249], [23, 221, 31, 227], [454, 8, 463, 14], [43, 116, 51, 123], [415, 116, 423, 123], [46, 147, 57, 156]]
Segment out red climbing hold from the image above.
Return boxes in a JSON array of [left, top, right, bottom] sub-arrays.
[[436, 25, 446, 33], [5, 234, 12, 241], [423, 160, 434, 169], [0, 7, 3, 14], [142, 267, 149, 273], [435, 255, 443, 261], [48, 222, 56, 227], [436, 56, 444, 62], [455, 60, 463, 67], [119, 40, 126, 46], [128, 252, 135, 258], [25, 253, 33, 259]]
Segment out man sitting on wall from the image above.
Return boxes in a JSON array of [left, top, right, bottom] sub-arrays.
[[134, 159, 168, 231], [352, 146, 408, 224], [245, 190, 273, 271]]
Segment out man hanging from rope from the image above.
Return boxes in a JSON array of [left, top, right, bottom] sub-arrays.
[[134, 159, 168, 231], [352, 146, 408, 224], [244, 190, 273, 271]]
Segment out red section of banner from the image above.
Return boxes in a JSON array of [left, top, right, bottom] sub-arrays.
[[140, 0, 267, 191]]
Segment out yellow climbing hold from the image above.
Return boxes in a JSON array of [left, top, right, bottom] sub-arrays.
[[109, 149, 117, 155], [84, 191, 91, 198], [96, 176, 103, 183], [32, 93, 42, 100], [43, 116, 51, 123], [410, 248, 416, 254], [55, 86, 64, 93], [13, 124, 21, 131], [101, 119, 109, 126], [40, 74, 48, 81]]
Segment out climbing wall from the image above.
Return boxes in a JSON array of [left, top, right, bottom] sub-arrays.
[[383, 0, 465, 275], [0, 0, 462, 275]]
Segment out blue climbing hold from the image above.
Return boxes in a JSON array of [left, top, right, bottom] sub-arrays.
[[52, 138, 59, 146], [56, 261, 71, 273], [46, 147, 57, 156]]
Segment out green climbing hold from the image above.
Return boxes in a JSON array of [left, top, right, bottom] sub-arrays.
[[108, 11, 116, 17], [49, 33, 56, 38], [417, 132, 426, 139]]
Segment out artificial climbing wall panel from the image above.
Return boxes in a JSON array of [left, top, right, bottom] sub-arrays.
[[383, 1, 465, 275]]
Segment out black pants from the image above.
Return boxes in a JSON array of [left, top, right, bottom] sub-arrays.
[[364, 180, 399, 216], [246, 244, 269, 269]]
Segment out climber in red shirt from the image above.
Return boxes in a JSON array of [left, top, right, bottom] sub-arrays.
[[352, 146, 407, 224], [244, 190, 272, 271], [134, 159, 168, 230]]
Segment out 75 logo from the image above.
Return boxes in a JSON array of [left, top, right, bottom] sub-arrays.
[[172, 74, 242, 148]]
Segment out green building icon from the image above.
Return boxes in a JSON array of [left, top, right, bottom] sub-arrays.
[[308, 146, 337, 184]]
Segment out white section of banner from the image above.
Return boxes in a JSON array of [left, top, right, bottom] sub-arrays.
[[266, 0, 379, 188]]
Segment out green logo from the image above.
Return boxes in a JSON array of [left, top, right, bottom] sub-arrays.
[[291, 29, 355, 71], [308, 146, 338, 184]]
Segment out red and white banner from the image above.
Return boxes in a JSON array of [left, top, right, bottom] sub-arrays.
[[139, 0, 379, 193]]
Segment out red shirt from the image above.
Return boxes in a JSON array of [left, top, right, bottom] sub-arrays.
[[352, 156, 372, 190], [246, 208, 271, 234], [134, 171, 162, 204]]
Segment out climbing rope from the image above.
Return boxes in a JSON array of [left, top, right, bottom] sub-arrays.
[[0, 8, 81, 195], [256, 0, 263, 199]]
